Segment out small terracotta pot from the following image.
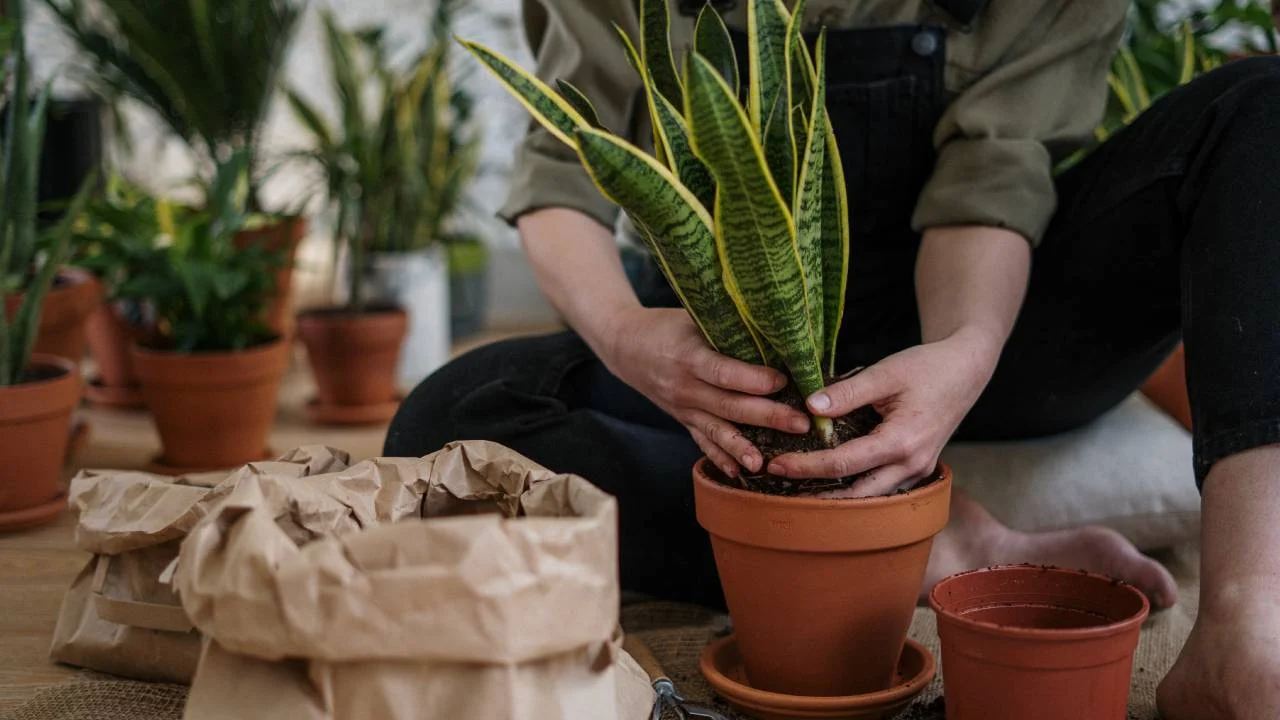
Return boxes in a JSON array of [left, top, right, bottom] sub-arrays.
[[234, 217, 306, 337], [693, 459, 952, 697], [84, 300, 148, 407], [0, 355, 79, 531], [1141, 344, 1191, 431], [929, 565, 1150, 720], [132, 338, 289, 471], [4, 267, 102, 364], [297, 307, 406, 424]]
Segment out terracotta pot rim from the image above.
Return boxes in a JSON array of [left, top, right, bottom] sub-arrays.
[[1, 354, 76, 390], [929, 564, 1151, 642], [131, 336, 286, 359], [700, 635, 935, 710], [297, 305, 407, 320], [694, 456, 952, 509]]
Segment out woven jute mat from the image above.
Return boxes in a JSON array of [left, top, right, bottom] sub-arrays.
[[6, 547, 1201, 720]]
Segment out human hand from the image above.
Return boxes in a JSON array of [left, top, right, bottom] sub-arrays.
[[602, 307, 811, 477], [766, 326, 1002, 497]]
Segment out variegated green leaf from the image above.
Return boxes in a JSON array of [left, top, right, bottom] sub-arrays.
[[459, 39, 588, 147], [556, 79, 604, 129], [694, 4, 739, 95], [746, 0, 791, 134], [573, 126, 765, 364], [652, 83, 715, 210], [761, 92, 795, 203], [684, 52, 824, 399], [815, 35, 850, 373], [614, 24, 670, 167], [794, 29, 830, 369], [640, 0, 683, 108], [785, 0, 815, 166]]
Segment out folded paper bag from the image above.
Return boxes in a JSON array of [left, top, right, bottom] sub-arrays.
[[48, 446, 354, 683], [176, 441, 654, 720]]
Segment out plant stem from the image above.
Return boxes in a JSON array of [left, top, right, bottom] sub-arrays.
[[813, 414, 837, 448]]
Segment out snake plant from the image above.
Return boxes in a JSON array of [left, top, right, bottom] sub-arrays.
[[462, 0, 849, 446]]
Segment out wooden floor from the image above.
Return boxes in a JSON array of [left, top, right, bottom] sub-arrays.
[[0, 328, 553, 711]]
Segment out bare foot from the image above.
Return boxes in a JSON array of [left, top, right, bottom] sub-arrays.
[[1159, 589, 1280, 719], [920, 488, 1179, 608]]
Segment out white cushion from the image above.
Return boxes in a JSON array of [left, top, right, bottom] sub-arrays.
[[941, 394, 1200, 551]]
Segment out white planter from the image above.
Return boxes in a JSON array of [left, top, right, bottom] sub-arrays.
[[361, 247, 451, 390]]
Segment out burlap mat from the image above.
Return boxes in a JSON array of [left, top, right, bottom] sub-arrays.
[[6, 546, 1201, 720]]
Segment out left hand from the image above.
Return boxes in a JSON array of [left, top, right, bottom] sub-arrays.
[[766, 326, 1002, 497]]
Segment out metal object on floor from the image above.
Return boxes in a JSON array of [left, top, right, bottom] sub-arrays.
[[623, 633, 731, 720]]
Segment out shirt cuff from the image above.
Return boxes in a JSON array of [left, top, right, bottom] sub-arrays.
[[911, 138, 1057, 246], [498, 133, 620, 231]]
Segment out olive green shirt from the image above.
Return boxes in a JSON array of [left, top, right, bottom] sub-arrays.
[[499, 0, 1128, 246]]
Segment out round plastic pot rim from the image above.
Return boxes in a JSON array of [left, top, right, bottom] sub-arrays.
[[929, 564, 1151, 643]]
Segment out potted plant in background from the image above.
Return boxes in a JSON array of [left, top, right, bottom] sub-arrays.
[[64, 177, 163, 408], [43, 0, 308, 336], [0, 0, 95, 532], [287, 3, 479, 424], [465, 0, 950, 712], [448, 234, 489, 340], [112, 150, 288, 474]]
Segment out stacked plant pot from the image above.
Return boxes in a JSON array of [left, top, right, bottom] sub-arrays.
[[233, 216, 307, 338], [298, 306, 407, 426]]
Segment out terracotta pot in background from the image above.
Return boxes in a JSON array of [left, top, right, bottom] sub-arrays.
[[0, 355, 80, 532], [4, 267, 102, 365], [930, 565, 1149, 720], [1141, 343, 1191, 431], [296, 307, 407, 425], [83, 300, 147, 408], [131, 338, 289, 473], [693, 459, 952, 697], [234, 216, 307, 338]]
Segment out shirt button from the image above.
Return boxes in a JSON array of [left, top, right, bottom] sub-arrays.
[[912, 30, 939, 57]]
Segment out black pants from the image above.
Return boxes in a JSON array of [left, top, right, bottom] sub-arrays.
[[387, 49, 1280, 608]]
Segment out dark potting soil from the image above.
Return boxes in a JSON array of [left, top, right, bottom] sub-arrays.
[[299, 303, 402, 318], [18, 364, 67, 384], [901, 697, 946, 719]]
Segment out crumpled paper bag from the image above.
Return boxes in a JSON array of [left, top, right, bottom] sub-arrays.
[[177, 441, 654, 720], [48, 446, 353, 683]]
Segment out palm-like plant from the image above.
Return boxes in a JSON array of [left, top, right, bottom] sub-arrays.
[[0, 0, 94, 386], [463, 0, 849, 448], [42, 0, 304, 210], [288, 2, 480, 312]]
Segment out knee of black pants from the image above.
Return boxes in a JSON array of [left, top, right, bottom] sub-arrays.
[[383, 332, 590, 457]]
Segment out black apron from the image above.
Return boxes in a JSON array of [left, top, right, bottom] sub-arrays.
[[635, 20, 948, 371]]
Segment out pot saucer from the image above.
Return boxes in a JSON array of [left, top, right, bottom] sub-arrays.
[[305, 396, 402, 426], [0, 491, 68, 533], [700, 635, 935, 720], [146, 450, 276, 477], [83, 377, 146, 410]]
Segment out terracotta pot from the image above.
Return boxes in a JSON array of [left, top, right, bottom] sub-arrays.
[[5, 267, 102, 364], [0, 355, 79, 531], [234, 217, 306, 337], [132, 338, 289, 471], [1141, 344, 1191, 431], [297, 307, 406, 422], [693, 459, 952, 697], [929, 565, 1150, 720]]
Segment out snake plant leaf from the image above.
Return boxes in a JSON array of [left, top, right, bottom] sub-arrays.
[[459, 39, 589, 147], [813, 34, 850, 373], [573, 126, 765, 364], [694, 4, 739, 95], [785, 0, 815, 164], [685, 52, 825, 398], [640, 0, 683, 109], [613, 23, 670, 167], [746, 0, 791, 135], [556, 79, 604, 129], [761, 92, 795, 204], [795, 30, 841, 370]]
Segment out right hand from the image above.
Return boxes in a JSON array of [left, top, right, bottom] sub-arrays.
[[599, 307, 811, 477]]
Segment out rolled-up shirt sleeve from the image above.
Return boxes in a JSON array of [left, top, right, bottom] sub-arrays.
[[498, 0, 643, 230], [911, 2, 1128, 245]]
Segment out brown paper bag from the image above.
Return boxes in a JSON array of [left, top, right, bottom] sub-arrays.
[[176, 441, 655, 720], [49, 446, 353, 683]]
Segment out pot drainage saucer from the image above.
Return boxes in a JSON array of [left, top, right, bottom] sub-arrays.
[[700, 635, 935, 720], [305, 396, 402, 426], [0, 491, 68, 533], [146, 450, 276, 476], [84, 377, 145, 409]]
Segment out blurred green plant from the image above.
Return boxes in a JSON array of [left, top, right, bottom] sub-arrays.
[[0, 0, 95, 386], [108, 150, 281, 352], [42, 0, 305, 211], [287, 0, 480, 312]]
